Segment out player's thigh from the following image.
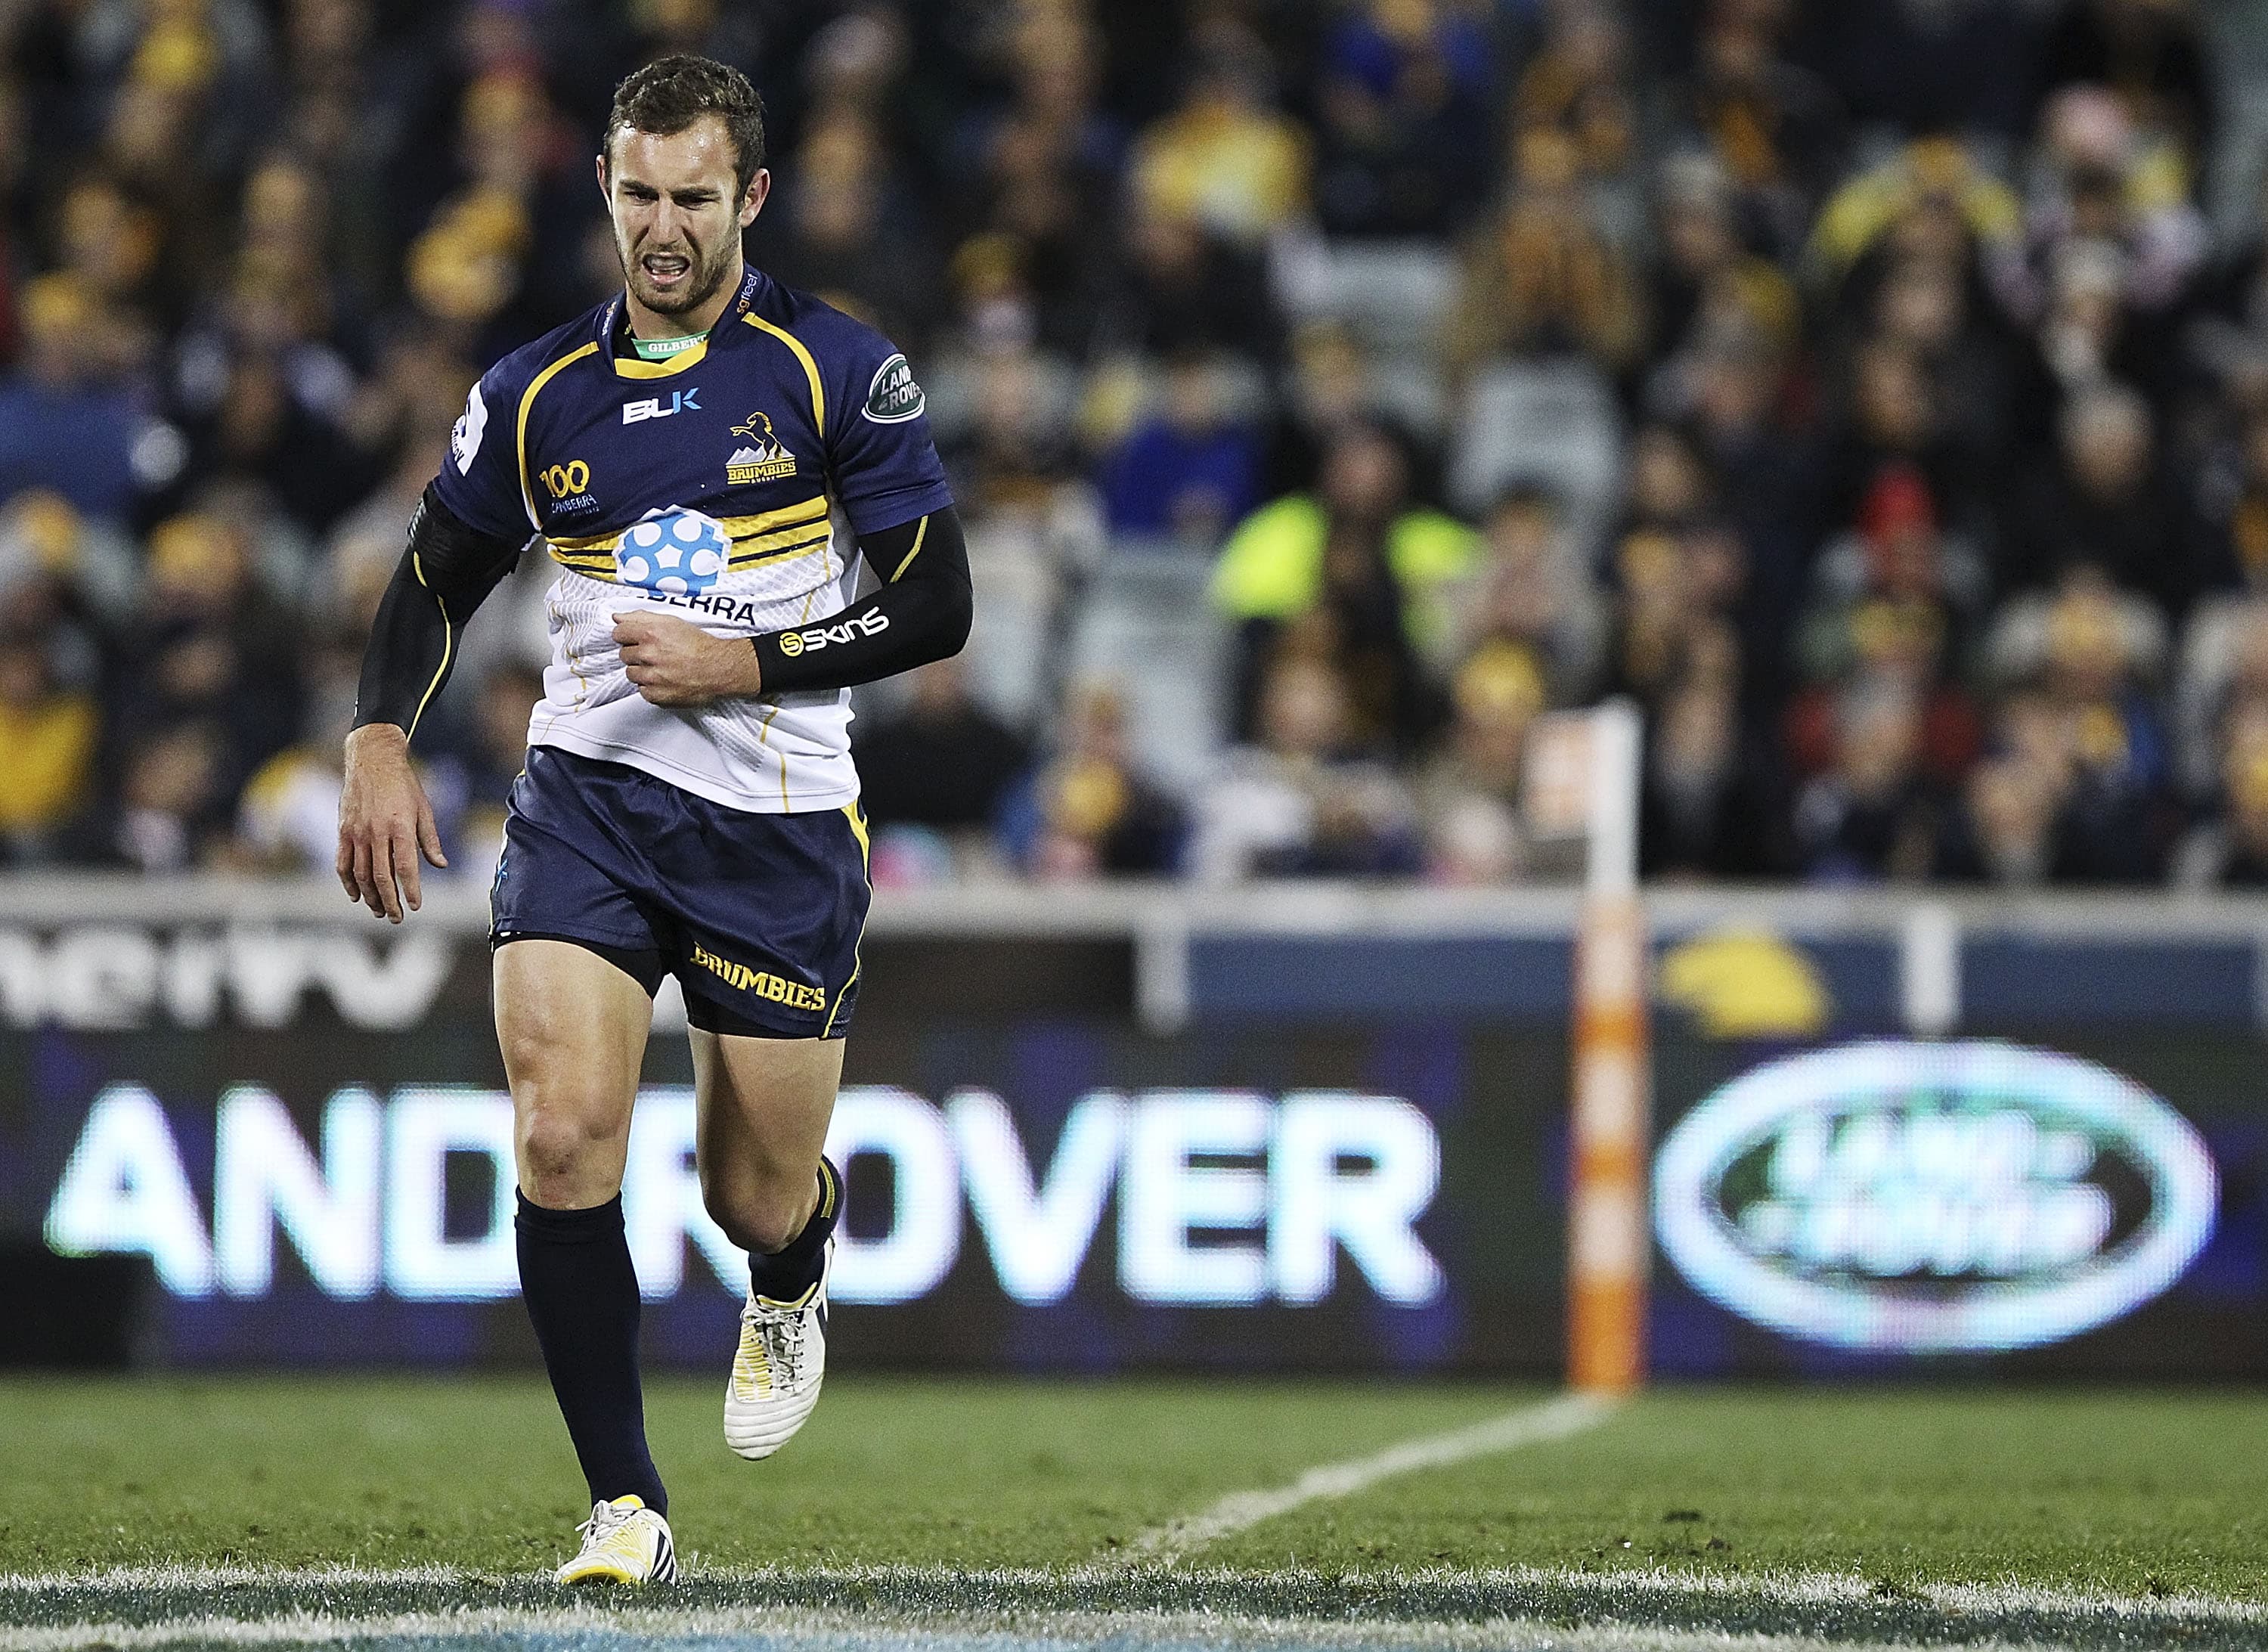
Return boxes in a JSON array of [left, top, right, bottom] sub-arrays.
[[691, 1030, 844, 1247], [494, 938, 655, 1203]]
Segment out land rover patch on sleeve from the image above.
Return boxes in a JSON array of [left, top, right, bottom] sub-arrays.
[[864, 353, 925, 423]]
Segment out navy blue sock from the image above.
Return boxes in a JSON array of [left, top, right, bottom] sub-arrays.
[[515, 1192, 667, 1517], [746, 1158, 842, 1303]]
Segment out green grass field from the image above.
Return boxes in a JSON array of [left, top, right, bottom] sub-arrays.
[[3, 1377, 2264, 1648]]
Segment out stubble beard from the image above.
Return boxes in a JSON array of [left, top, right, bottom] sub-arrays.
[[621, 229, 736, 319]]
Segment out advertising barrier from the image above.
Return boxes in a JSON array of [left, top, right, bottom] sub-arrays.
[[11, 1009, 1571, 1373], [3, 882, 2266, 1376], [1649, 1028, 2267, 1378]]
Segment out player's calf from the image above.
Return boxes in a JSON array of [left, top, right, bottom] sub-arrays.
[[702, 1167, 819, 1255]]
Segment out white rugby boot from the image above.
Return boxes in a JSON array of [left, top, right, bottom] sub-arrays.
[[555, 1495, 677, 1585], [723, 1236, 832, 1459]]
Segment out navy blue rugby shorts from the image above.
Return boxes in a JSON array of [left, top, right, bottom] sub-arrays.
[[490, 745, 870, 1040]]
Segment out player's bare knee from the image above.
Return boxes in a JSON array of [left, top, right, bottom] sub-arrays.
[[516, 1105, 621, 1202]]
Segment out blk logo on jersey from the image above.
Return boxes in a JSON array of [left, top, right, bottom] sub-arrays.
[[726, 411, 799, 485], [624, 387, 702, 424], [616, 508, 729, 596]]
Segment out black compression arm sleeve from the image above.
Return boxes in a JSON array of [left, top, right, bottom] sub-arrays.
[[750, 505, 973, 693], [353, 483, 527, 736]]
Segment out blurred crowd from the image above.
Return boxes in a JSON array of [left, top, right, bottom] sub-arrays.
[[11, 0, 2268, 890]]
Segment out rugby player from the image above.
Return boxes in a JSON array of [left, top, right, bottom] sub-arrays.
[[336, 55, 968, 1585]]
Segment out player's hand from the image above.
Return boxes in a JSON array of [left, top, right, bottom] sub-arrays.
[[613, 609, 763, 705], [336, 724, 448, 924]]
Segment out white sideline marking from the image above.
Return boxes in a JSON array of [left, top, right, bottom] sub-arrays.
[[5, 1579, 2268, 1652], [0, 1602, 2039, 1652], [1127, 1391, 1617, 1561], [4, 1564, 2267, 1651], [6, 1560, 2266, 1623], [0, 1567, 471, 1593]]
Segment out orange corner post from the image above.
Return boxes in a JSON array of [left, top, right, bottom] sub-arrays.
[[1566, 701, 1650, 1395]]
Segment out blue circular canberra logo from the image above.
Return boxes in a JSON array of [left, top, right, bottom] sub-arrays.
[[616, 509, 729, 595]]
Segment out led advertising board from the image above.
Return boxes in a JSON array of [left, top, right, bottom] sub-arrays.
[[0, 994, 1571, 1372], [42, 1083, 1447, 1312], [3, 919, 2265, 1375], [1649, 1029, 2264, 1377], [1653, 1041, 2218, 1353]]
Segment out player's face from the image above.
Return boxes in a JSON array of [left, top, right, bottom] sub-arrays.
[[601, 117, 767, 320]]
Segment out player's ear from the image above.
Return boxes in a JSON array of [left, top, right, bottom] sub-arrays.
[[596, 153, 611, 203], [739, 169, 770, 229]]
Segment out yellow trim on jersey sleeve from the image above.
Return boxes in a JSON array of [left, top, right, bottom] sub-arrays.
[[406, 550, 452, 741], [744, 314, 826, 432], [516, 342, 602, 528], [612, 336, 710, 378]]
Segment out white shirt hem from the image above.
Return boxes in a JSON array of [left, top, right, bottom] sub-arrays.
[[531, 727, 860, 816]]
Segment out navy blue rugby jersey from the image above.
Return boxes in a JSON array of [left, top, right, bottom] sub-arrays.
[[432, 266, 953, 813]]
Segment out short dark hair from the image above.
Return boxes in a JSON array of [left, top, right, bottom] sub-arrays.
[[603, 54, 767, 197]]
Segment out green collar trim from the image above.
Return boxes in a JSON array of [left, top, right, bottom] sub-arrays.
[[628, 329, 710, 361]]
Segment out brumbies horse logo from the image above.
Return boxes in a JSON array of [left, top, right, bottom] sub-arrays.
[[727, 411, 798, 485]]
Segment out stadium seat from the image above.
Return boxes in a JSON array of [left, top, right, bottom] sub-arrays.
[[962, 521, 1060, 730], [1281, 240, 1458, 358], [1064, 540, 1227, 790], [1448, 361, 1625, 547]]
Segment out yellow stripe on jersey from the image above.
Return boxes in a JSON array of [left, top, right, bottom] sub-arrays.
[[718, 497, 831, 538], [744, 315, 826, 431], [544, 495, 833, 579], [735, 520, 832, 559], [549, 533, 830, 581], [547, 496, 829, 553], [516, 342, 602, 527]]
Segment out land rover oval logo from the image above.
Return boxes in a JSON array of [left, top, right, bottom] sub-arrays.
[[864, 353, 924, 423], [1653, 1041, 2217, 1353]]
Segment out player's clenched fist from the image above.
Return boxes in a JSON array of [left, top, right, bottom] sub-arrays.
[[336, 723, 448, 924], [612, 609, 764, 705]]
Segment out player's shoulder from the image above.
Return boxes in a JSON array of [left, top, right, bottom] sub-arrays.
[[444, 304, 615, 486], [745, 274, 897, 362], [476, 302, 618, 401], [743, 275, 926, 427]]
